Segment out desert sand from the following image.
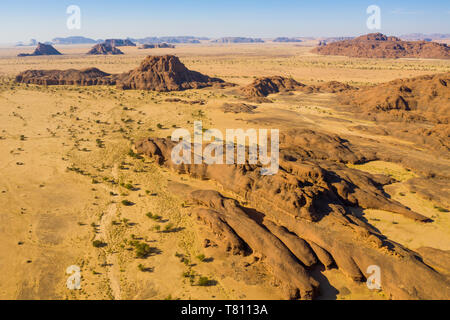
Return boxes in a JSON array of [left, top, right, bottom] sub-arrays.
[[0, 41, 449, 300]]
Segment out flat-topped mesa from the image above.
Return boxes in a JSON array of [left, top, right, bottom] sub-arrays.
[[87, 43, 124, 55], [116, 55, 227, 91], [355, 33, 401, 42], [313, 33, 450, 59], [15, 68, 118, 86], [104, 39, 136, 47], [212, 37, 264, 43], [18, 43, 62, 57], [138, 43, 176, 49]]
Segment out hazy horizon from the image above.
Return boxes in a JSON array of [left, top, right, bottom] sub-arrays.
[[1, 0, 449, 45]]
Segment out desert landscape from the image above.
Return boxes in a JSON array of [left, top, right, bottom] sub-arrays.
[[0, 31, 449, 301]]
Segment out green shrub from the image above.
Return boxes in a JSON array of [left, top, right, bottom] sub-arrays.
[[434, 206, 449, 213], [92, 240, 104, 248], [197, 276, 211, 286], [121, 200, 134, 206], [196, 254, 206, 262], [134, 242, 152, 258], [164, 223, 174, 232], [146, 212, 162, 221]]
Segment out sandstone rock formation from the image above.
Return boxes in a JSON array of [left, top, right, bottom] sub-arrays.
[[313, 33, 450, 59], [134, 135, 450, 300], [15, 55, 228, 92], [87, 43, 124, 55], [338, 72, 450, 124], [239, 76, 354, 98], [17, 43, 62, 57], [15, 68, 118, 86], [240, 76, 305, 97], [104, 39, 136, 47], [117, 55, 227, 91]]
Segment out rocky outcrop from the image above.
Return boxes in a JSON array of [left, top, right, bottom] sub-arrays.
[[15, 55, 229, 92], [338, 72, 450, 124], [239, 77, 354, 98], [116, 55, 227, 91], [134, 135, 449, 300], [15, 68, 118, 86], [18, 43, 62, 57], [314, 33, 450, 59], [104, 39, 136, 47], [240, 76, 305, 97], [87, 43, 124, 55]]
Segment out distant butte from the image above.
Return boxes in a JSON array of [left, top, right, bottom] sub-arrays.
[[313, 33, 450, 59], [87, 43, 124, 55], [17, 43, 62, 57]]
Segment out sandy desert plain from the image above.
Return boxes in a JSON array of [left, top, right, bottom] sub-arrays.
[[0, 41, 449, 300]]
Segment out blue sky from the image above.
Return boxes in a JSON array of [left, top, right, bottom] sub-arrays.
[[0, 0, 449, 44]]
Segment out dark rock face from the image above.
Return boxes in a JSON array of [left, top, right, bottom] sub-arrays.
[[87, 43, 124, 55], [103, 39, 136, 47], [313, 33, 450, 59], [116, 55, 226, 91], [134, 135, 449, 300], [17, 43, 62, 57]]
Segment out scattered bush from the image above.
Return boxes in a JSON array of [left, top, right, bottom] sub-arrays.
[[434, 206, 449, 213], [146, 212, 162, 221], [92, 240, 104, 248], [164, 223, 174, 232], [196, 254, 206, 262], [197, 276, 212, 286], [121, 200, 134, 206]]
